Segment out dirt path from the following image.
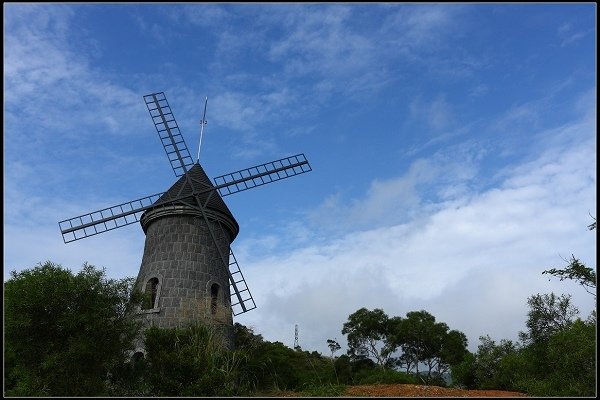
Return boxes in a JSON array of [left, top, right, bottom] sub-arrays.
[[344, 384, 528, 397]]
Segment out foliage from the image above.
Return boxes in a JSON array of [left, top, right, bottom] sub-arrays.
[[460, 288, 596, 396], [470, 335, 520, 390], [544, 318, 596, 396], [450, 351, 477, 389], [4, 261, 142, 396], [518, 293, 579, 345], [543, 255, 596, 298], [233, 329, 339, 392], [542, 215, 597, 299], [334, 354, 353, 384], [327, 338, 341, 358], [390, 310, 468, 379], [340, 307, 468, 385], [342, 307, 397, 369], [142, 323, 248, 396]]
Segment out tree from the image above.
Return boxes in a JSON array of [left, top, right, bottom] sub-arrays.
[[327, 339, 341, 358], [518, 293, 579, 345], [450, 351, 477, 389], [437, 329, 469, 375], [4, 261, 142, 396], [543, 255, 596, 298], [233, 322, 264, 350], [342, 308, 397, 369], [543, 319, 596, 396], [542, 216, 596, 299], [472, 335, 519, 390], [513, 290, 595, 396], [394, 310, 436, 377], [391, 310, 468, 381]]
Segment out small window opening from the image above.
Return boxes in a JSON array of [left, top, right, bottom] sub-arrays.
[[144, 278, 159, 310], [211, 283, 220, 315]]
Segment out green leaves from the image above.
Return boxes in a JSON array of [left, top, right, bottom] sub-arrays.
[[4, 261, 142, 396], [543, 256, 597, 298], [342, 308, 396, 368], [341, 307, 469, 380]]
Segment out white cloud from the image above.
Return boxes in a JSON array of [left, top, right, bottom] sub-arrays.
[[235, 108, 596, 355], [557, 22, 591, 47], [4, 4, 145, 142], [410, 94, 455, 131], [308, 143, 482, 233]]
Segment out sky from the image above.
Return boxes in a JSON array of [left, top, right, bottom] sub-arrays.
[[3, 3, 596, 356]]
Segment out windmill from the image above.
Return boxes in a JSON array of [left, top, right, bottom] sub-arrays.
[[58, 92, 312, 349]]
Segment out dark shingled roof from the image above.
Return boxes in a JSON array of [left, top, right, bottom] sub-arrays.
[[154, 163, 238, 230]]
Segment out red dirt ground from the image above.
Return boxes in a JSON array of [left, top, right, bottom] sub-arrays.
[[343, 383, 528, 397], [267, 383, 528, 397]]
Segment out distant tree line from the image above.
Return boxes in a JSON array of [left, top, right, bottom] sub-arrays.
[[341, 307, 468, 385]]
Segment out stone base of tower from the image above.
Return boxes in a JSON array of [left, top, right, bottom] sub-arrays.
[[131, 317, 235, 355], [133, 204, 237, 351]]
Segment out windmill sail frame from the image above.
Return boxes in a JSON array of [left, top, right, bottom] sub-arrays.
[[59, 92, 312, 316]]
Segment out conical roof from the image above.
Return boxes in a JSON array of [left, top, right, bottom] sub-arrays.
[[152, 163, 239, 236]]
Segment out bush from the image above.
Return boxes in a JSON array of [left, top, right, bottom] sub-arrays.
[[4, 261, 142, 396], [143, 323, 245, 396]]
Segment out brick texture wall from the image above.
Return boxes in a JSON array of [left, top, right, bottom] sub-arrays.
[[134, 206, 235, 349]]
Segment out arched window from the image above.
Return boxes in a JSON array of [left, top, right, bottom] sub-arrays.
[[211, 283, 220, 315], [143, 277, 159, 310]]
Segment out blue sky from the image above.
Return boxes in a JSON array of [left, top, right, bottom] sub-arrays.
[[4, 3, 596, 356]]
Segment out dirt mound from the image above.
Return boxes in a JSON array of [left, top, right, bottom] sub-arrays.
[[344, 383, 528, 397]]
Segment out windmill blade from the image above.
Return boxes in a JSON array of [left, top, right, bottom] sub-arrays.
[[204, 208, 256, 315], [144, 92, 195, 177], [58, 193, 167, 243], [189, 188, 257, 315], [58, 188, 202, 243], [227, 248, 257, 315], [59, 153, 312, 244], [213, 153, 312, 197]]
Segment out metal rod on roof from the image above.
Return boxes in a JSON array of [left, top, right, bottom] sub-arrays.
[[197, 97, 208, 163]]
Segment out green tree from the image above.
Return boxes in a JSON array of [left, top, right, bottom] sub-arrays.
[[234, 322, 264, 349], [543, 318, 596, 396], [518, 293, 579, 345], [472, 335, 519, 390], [450, 351, 477, 388], [542, 216, 596, 299], [543, 256, 596, 299], [341, 308, 397, 369], [394, 310, 436, 377], [391, 310, 467, 381], [327, 339, 341, 358], [4, 261, 142, 396], [333, 354, 353, 384], [437, 329, 469, 376]]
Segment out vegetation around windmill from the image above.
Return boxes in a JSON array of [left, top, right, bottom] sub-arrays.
[[4, 216, 596, 398], [4, 261, 143, 396]]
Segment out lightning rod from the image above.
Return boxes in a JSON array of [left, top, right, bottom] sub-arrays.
[[197, 97, 208, 162]]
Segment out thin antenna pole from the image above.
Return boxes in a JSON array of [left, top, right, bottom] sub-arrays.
[[294, 324, 299, 350], [197, 97, 208, 163]]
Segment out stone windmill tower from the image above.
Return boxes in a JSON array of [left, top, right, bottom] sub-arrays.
[[59, 92, 312, 349]]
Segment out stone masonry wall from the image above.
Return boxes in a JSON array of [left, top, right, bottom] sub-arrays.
[[134, 207, 235, 349]]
